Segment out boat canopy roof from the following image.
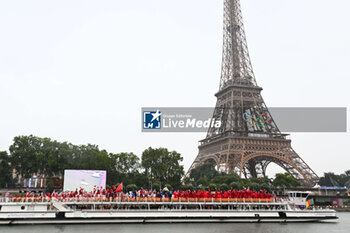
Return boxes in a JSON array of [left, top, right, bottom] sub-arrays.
[[287, 191, 310, 198]]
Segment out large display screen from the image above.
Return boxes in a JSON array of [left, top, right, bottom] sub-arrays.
[[63, 170, 106, 192]]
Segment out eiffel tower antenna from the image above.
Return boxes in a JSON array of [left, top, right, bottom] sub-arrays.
[[187, 0, 319, 186], [220, 0, 257, 88]]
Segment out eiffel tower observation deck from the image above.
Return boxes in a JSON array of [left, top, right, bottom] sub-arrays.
[[187, 0, 319, 186]]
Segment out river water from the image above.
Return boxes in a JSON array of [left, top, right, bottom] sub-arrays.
[[1, 212, 349, 233]]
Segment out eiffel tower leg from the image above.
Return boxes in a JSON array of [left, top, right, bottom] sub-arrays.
[[238, 152, 244, 178], [225, 153, 230, 173], [241, 161, 267, 179], [261, 161, 271, 177], [239, 150, 319, 187], [246, 160, 258, 178]]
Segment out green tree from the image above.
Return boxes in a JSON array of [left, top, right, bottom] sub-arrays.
[[152, 183, 161, 191], [250, 177, 272, 186], [72, 144, 112, 170], [9, 135, 115, 181], [230, 182, 241, 190], [211, 173, 240, 186], [261, 183, 271, 192], [10, 135, 42, 177], [212, 175, 228, 185], [208, 183, 217, 190], [182, 176, 192, 185], [46, 181, 54, 193], [190, 163, 218, 184], [319, 171, 350, 187], [111, 152, 140, 174], [219, 183, 229, 191], [223, 173, 241, 185], [126, 184, 138, 192], [249, 182, 260, 191], [183, 184, 194, 191], [319, 172, 339, 186], [142, 147, 184, 188], [130, 171, 149, 188], [0, 151, 12, 188], [197, 177, 209, 187], [109, 152, 141, 185], [9, 135, 74, 177], [272, 173, 300, 188]]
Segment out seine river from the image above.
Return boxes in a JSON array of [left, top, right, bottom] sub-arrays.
[[1, 212, 349, 233]]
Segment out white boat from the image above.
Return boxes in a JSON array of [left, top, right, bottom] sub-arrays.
[[0, 191, 337, 225]]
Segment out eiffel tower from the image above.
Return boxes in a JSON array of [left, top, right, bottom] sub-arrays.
[[187, 0, 319, 186]]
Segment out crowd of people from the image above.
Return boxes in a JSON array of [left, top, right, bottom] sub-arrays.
[[4, 184, 274, 202], [172, 189, 274, 199]]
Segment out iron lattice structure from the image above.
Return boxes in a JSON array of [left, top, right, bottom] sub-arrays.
[[187, 0, 319, 186]]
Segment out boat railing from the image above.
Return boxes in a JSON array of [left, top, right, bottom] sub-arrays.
[[0, 196, 274, 203]]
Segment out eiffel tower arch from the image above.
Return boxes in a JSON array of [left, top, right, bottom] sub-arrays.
[[187, 0, 319, 186]]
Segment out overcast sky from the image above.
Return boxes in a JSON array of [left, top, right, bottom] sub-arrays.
[[1, 0, 349, 178]]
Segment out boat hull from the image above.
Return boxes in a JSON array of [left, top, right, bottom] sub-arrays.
[[0, 201, 338, 225], [0, 210, 338, 225]]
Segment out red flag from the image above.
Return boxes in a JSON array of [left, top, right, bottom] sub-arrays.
[[115, 183, 123, 192]]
